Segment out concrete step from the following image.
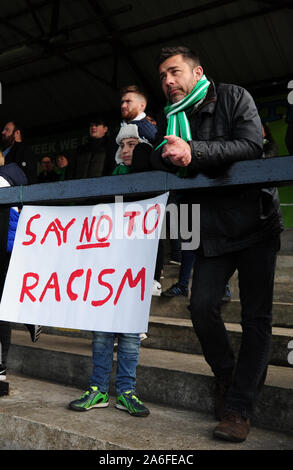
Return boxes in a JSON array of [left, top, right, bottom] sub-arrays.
[[150, 297, 293, 327], [280, 229, 293, 254], [163, 254, 293, 276], [161, 254, 293, 303], [160, 271, 293, 304], [144, 317, 293, 368], [162, 253, 293, 274], [1, 373, 292, 450], [12, 315, 293, 368], [276, 254, 293, 270], [6, 330, 293, 434]]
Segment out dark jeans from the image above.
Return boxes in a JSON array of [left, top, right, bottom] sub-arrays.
[[179, 249, 196, 287], [154, 239, 164, 282], [189, 236, 279, 418], [90, 332, 140, 395]]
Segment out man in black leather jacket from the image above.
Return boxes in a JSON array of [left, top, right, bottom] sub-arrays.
[[136, 46, 283, 443]]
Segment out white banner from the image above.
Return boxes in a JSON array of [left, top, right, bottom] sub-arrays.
[[0, 193, 168, 333]]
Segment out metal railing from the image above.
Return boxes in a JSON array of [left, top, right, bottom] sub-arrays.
[[0, 156, 292, 206]]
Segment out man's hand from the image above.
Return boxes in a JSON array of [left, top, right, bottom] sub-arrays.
[[161, 135, 192, 167]]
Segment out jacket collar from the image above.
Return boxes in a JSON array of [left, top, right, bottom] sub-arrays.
[[191, 77, 217, 116]]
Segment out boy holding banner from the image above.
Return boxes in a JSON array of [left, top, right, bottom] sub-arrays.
[[69, 125, 152, 417]]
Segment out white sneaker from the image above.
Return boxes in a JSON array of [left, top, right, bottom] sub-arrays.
[[152, 280, 162, 296], [0, 364, 6, 381]]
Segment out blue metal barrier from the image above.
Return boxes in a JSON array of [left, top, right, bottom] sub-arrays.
[[0, 156, 292, 206]]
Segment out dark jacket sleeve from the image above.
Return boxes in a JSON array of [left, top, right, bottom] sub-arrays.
[[131, 143, 153, 171], [130, 118, 158, 144], [102, 136, 119, 176], [5, 143, 37, 184], [132, 114, 179, 174], [188, 86, 263, 172], [0, 163, 28, 186]]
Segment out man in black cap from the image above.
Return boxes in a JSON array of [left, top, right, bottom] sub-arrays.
[[66, 117, 109, 179]]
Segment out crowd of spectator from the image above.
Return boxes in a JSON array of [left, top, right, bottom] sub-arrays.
[[0, 44, 290, 443], [0, 84, 283, 301]]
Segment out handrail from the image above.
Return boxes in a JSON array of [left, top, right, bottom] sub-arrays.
[[0, 156, 292, 206]]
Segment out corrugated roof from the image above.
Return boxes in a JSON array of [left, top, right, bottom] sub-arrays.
[[0, 0, 292, 135]]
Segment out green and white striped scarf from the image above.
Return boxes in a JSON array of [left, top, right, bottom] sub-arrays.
[[156, 74, 210, 151]]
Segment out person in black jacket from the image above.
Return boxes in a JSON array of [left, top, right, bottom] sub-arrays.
[[1, 120, 37, 184], [0, 158, 41, 381], [66, 117, 109, 180], [134, 46, 283, 443], [37, 155, 59, 183], [103, 86, 158, 176]]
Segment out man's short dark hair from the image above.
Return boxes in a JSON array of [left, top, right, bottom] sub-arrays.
[[89, 116, 108, 127], [120, 85, 148, 102], [157, 46, 201, 68]]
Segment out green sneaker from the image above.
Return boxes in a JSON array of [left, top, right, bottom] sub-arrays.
[[69, 386, 109, 411], [116, 391, 150, 417]]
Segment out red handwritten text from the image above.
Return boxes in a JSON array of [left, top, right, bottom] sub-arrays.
[[19, 267, 146, 306]]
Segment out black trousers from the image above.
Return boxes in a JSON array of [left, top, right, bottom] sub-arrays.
[[0, 321, 11, 366], [0, 249, 11, 367], [189, 236, 279, 418]]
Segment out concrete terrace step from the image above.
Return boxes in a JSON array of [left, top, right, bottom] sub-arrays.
[[5, 330, 293, 434], [161, 254, 293, 302], [150, 297, 293, 327], [12, 315, 293, 367], [1, 373, 292, 450], [160, 272, 293, 304], [162, 254, 293, 278], [143, 317, 293, 368]]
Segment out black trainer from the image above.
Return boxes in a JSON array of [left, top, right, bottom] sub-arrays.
[[161, 283, 188, 297]]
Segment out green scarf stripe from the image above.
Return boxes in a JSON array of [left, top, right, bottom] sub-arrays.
[[168, 114, 178, 136], [179, 112, 191, 141], [184, 113, 192, 141], [155, 75, 210, 151]]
